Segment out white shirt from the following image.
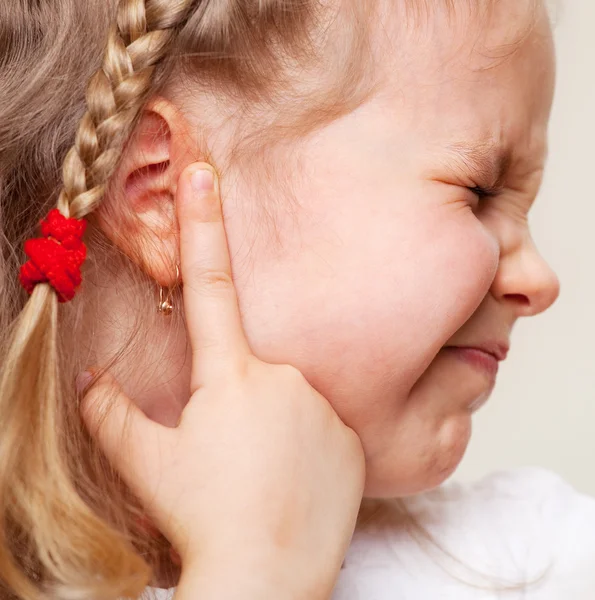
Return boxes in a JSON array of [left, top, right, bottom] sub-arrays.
[[148, 467, 595, 599]]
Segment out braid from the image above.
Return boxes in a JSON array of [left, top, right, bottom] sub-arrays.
[[60, 0, 198, 220], [0, 1, 201, 598]]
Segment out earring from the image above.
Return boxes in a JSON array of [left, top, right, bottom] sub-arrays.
[[157, 264, 181, 316]]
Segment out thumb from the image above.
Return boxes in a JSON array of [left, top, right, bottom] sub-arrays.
[[78, 370, 169, 494]]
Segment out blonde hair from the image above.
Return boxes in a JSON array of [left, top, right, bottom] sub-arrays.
[[0, 1, 378, 598]]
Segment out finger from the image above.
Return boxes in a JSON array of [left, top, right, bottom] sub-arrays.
[[176, 163, 251, 389], [78, 370, 172, 501]]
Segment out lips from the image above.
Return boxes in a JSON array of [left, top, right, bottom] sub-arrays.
[[446, 342, 509, 362], [444, 346, 498, 378], [442, 341, 509, 382], [471, 342, 509, 362]]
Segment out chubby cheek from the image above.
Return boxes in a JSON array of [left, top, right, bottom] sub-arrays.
[[237, 199, 498, 418], [328, 207, 496, 413]]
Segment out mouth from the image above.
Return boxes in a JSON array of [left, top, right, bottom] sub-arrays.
[[442, 342, 509, 380], [458, 342, 509, 362]]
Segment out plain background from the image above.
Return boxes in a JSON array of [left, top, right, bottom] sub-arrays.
[[455, 1, 595, 495]]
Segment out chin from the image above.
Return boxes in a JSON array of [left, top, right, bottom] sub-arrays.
[[362, 412, 473, 499]]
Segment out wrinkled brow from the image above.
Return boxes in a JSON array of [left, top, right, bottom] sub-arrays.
[[446, 140, 514, 189]]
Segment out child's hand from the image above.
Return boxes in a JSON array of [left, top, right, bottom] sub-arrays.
[[79, 162, 365, 597]]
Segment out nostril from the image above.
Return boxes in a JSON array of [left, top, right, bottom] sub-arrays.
[[504, 293, 530, 306]]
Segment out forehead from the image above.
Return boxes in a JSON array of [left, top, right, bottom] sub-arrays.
[[371, 0, 555, 174]]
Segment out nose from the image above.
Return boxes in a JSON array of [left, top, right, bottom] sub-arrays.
[[491, 236, 560, 317]]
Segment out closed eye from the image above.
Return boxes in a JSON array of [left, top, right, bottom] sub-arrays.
[[468, 185, 501, 200]]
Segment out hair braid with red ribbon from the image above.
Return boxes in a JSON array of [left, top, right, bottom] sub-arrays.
[[19, 209, 87, 303], [17, 1, 199, 305]]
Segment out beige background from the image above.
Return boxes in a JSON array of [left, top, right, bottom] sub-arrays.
[[455, 1, 595, 495]]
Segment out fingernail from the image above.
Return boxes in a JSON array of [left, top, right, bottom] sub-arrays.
[[191, 169, 215, 194], [76, 371, 94, 394]]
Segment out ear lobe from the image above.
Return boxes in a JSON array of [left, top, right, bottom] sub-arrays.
[[98, 97, 197, 287]]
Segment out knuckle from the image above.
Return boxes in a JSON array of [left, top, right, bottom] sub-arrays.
[[189, 266, 233, 292], [345, 427, 364, 456], [344, 429, 365, 467], [276, 363, 308, 385]]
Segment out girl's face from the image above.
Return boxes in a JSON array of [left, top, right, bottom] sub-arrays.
[[144, 1, 558, 498]]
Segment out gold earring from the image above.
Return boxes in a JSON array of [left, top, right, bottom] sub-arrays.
[[158, 264, 181, 316]]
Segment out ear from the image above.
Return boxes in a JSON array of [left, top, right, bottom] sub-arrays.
[[97, 96, 199, 287]]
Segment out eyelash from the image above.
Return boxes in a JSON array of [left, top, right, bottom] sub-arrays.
[[468, 185, 500, 200]]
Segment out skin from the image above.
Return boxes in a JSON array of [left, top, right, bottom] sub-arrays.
[[101, 0, 559, 499]]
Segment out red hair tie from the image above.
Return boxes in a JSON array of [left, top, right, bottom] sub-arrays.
[[19, 209, 87, 303]]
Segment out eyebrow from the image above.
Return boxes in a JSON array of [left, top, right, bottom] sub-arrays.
[[446, 140, 514, 190]]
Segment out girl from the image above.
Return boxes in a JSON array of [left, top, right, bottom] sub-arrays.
[[1, 0, 594, 598]]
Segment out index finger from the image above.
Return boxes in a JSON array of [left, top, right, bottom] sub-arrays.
[[176, 163, 251, 389]]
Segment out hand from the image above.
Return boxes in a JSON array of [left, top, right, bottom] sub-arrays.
[[79, 162, 366, 598]]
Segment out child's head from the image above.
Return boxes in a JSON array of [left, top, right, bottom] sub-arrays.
[[0, 0, 559, 596]]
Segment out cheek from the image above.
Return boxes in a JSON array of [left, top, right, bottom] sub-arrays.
[[383, 210, 499, 361], [235, 199, 499, 418]]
